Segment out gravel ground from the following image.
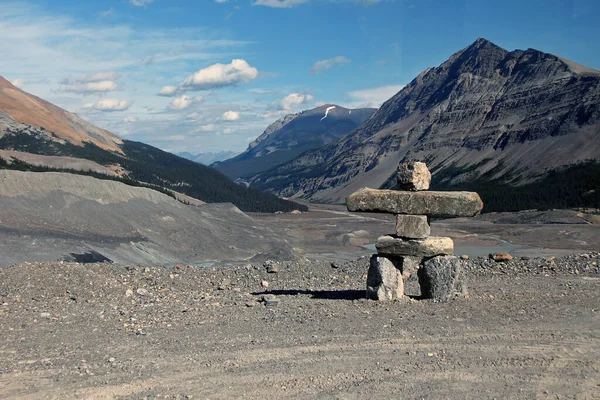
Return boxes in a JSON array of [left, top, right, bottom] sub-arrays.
[[1, 254, 599, 399]]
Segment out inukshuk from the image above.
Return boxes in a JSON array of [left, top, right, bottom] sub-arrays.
[[346, 162, 484, 301]]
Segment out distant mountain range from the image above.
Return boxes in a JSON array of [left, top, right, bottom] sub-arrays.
[[245, 38, 600, 212], [177, 151, 238, 165], [212, 104, 375, 180], [0, 77, 305, 213]]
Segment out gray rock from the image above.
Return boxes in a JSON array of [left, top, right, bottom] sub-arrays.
[[376, 236, 454, 257], [418, 256, 468, 301], [136, 288, 150, 297], [366, 256, 404, 301], [397, 256, 422, 279], [264, 260, 279, 273], [397, 162, 431, 191], [396, 214, 430, 239], [262, 294, 280, 307], [347, 188, 483, 217]]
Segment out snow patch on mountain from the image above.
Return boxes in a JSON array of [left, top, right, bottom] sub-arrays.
[[320, 106, 336, 122]]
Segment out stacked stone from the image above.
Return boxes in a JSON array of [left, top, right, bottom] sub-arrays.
[[346, 162, 483, 301]]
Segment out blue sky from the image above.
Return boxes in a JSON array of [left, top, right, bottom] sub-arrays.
[[2, 0, 599, 154]]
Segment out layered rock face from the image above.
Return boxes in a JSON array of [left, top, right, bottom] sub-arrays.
[[213, 104, 375, 180], [246, 38, 600, 203], [349, 162, 482, 301]]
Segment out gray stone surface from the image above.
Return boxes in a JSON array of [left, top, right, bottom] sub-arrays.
[[398, 255, 422, 279], [397, 162, 431, 191], [376, 235, 454, 257], [396, 214, 430, 239], [366, 255, 404, 301], [347, 188, 483, 217], [418, 256, 468, 301]]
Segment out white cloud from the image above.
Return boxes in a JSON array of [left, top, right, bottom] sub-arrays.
[[122, 116, 138, 123], [100, 8, 115, 17], [310, 56, 350, 74], [180, 59, 259, 91], [253, 0, 310, 7], [167, 135, 186, 141], [221, 110, 240, 121], [344, 84, 404, 108], [130, 0, 154, 6], [158, 86, 179, 97], [279, 92, 314, 110], [214, 0, 229, 2], [83, 99, 133, 112], [59, 71, 120, 94], [11, 78, 25, 88], [167, 95, 203, 111], [63, 80, 118, 94], [196, 124, 217, 132]]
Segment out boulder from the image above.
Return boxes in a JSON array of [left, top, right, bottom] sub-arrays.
[[397, 162, 431, 191], [396, 214, 430, 239], [418, 256, 468, 301], [376, 235, 454, 257], [346, 188, 483, 217], [366, 256, 404, 301]]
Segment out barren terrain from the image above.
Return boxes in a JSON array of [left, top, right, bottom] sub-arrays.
[[1, 203, 600, 399]]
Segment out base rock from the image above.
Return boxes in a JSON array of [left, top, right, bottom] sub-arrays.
[[418, 256, 468, 301], [367, 255, 404, 301]]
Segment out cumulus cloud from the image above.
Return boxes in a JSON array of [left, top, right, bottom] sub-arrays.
[[345, 84, 404, 108], [60, 71, 119, 94], [221, 110, 240, 121], [311, 56, 350, 74], [83, 99, 133, 112], [158, 86, 179, 97], [253, 0, 310, 7], [63, 80, 118, 94], [278, 92, 314, 110], [196, 124, 217, 132], [180, 59, 259, 91], [167, 95, 203, 111], [130, 0, 154, 6]]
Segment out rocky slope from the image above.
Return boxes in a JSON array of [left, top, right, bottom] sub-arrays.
[[0, 170, 297, 266], [0, 77, 122, 153], [213, 104, 375, 179], [246, 38, 600, 204]]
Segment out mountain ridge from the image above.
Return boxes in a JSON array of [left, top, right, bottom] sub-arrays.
[[245, 38, 600, 208], [213, 104, 375, 179]]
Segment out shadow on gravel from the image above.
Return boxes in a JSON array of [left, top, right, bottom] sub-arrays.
[[252, 289, 365, 301], [63, 251, 113, 264]]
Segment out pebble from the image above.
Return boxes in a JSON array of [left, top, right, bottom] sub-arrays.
[[261, 280, 269, 288], [262, 294, 280, 307], [136, 288, 150, 297]]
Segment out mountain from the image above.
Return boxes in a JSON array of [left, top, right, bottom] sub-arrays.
[[177, 150, 238, 165], [0, 77, 306, 213], [246, 38, 600, 211], [0, 76, 122, 153], [212, 104, 375, 179]]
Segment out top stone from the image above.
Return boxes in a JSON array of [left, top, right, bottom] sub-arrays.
[[346, 188, 483, 217], [397, 162, 431, 191]]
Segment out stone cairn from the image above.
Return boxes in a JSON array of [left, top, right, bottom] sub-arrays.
[[346, 162, 484, 301]]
